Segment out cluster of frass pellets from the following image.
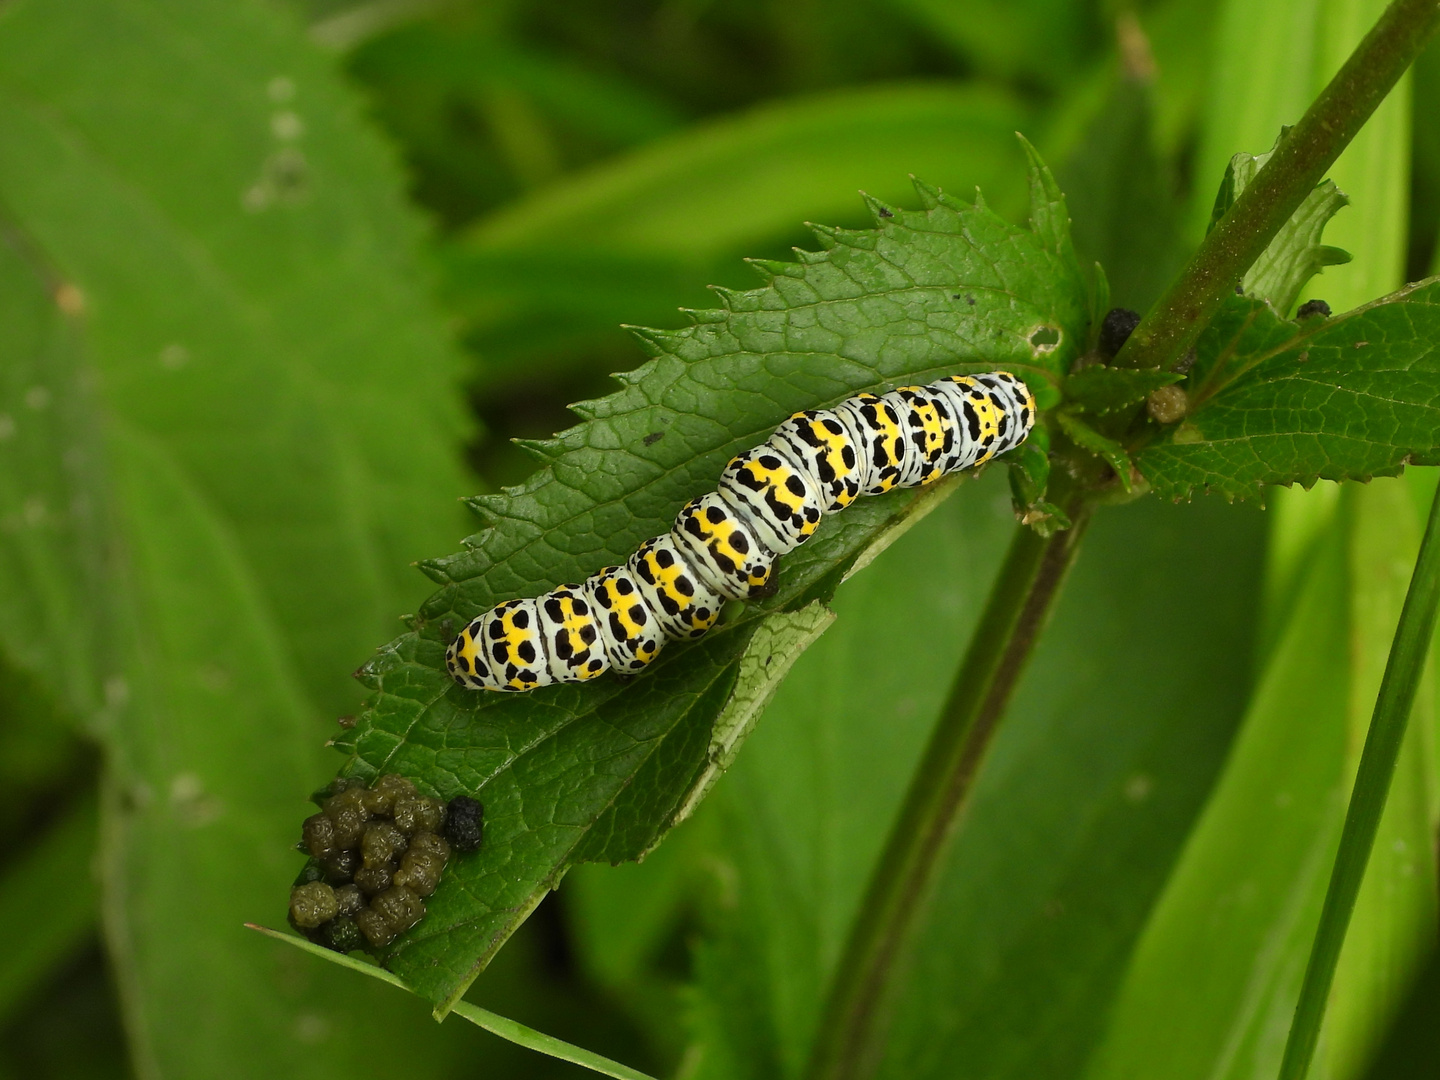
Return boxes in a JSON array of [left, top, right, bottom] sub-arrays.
[[446, 371, 1036, 692], [289, 774, 483, 953]]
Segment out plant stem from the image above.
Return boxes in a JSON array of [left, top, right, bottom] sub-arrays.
[[1276, 482, 1440, 1080], [805, 497, 1093, 1080], [1115, 0, 1440, 372]]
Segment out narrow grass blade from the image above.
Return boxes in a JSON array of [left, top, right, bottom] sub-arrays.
[[246, 925, 659, 1080], [1278, 479, 1440, 1080]]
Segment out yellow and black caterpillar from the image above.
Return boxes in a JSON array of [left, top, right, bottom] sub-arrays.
[[446, 371, 1036, 692]]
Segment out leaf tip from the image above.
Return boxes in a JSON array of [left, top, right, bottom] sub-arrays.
[[910, 175, 942, 210], [860, 191, 897, 223], [415, 560, 451, 584], [625, 324, 676, 357], [511, 437, 560, 466]]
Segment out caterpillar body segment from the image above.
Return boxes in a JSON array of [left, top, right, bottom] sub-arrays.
[[929, 376, 1002, 470], [445, 370, 1037, 692], [538, 586, 609, 683], [628, 535, 725, 640], [446, 616, 496, 691], [583, 565, 665, 673], [717, 441, 825, 555], [833, 392, 911, 496], [976, 372, 1037, 454], [477, 598, 551, 691], [673, 491, 777, 600], [888, 386, 958, 487], [768, 408, 866, 513]]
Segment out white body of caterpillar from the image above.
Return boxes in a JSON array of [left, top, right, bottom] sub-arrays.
[[446, 372, 1035, 691]]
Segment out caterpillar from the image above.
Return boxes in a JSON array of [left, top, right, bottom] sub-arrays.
[[445, 371, 1036, 692]]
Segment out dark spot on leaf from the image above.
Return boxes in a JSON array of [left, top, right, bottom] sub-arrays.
[[643, 432, 664, 446]]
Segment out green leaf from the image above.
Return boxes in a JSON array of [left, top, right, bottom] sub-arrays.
[[1136, 284, 1440, 501], [1064, 366, 1185, 416], [342, 158, 1091, 1008], [345, 19, 683, 225], [1282, 478, 1440, 1079], [1055, 76, 1188, 313], [0, 0, 492, 1075], [1083, 478, 1438, 1080], [250, 925, 660, 1080], [444, 83, 1032, 376], [464, 85, 1031, 261], [1083, 511, 1352, 1080], [682, 483, 1266, 1079], [1208, 132, 1352, 315], [0, 227, 109, 723], [1056, 411, 1137, 492], [884, 0, 1092, 86]]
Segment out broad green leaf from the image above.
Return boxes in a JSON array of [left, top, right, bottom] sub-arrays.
[[464, 85, 1030, 259], [339, 163, 1090, 1008], [1188, 0, 1336, 237], [1135, 284, 1440, 501], [1359, 946, 1440, 1077], [0, 0, 471, 713], [1207, 135, 1352, 316], [681, 482, 1266, 1080], [1322, 480, 1439, 1078], [0, 226, 108, 724], [1083, 479, 1437, 1080], [444, 83, 1031, 374], [1420, 41, 1440, 283], [346, 19, 682, 226], [1055, 77, 1187, 314], [0, 0, 495, 1075], [1064, 367, 1184, 416], [883, 0, 1094, 86], [1084, 517, 1351, 1080]]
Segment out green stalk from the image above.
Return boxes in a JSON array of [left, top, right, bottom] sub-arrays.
[[1276, 482, 1440, 1080], [249, 925, 657, 1080], [1116, 0, 1440, 372], [805, 496, 1093, 1080]]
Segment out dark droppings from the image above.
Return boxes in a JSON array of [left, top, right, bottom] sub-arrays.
[[444, 795, 485, 853], [288, 774, 482, 954], [1098, 307, 1142, 358]]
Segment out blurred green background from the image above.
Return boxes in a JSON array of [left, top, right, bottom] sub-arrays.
[[0, 0, 1437, 1077]]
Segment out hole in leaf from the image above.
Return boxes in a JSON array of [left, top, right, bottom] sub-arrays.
[[1029, 326, 1061, 349]]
